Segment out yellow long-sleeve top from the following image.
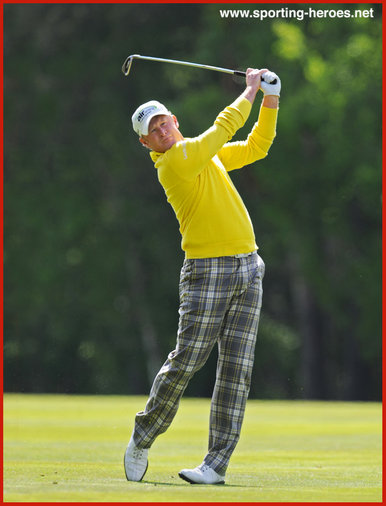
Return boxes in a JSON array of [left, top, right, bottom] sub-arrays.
[[150, 96, 278, 259]]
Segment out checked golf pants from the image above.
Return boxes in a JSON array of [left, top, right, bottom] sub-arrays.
[[133, 251, 265, 475]]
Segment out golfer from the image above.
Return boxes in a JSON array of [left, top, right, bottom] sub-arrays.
[[125, 68, 280, 485]]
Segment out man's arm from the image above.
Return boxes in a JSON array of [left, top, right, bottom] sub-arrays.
[[159, 97, 252, 182], [217, 69, 280, 171], [158, 68, 279, 182]]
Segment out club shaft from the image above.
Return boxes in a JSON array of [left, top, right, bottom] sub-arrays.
[[123, 54, 245, 77]]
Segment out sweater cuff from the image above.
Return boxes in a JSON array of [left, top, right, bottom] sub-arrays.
[[230, 96, 252, 122], [257, 105, 278, 138], [214, 95, 252, 139], [259, 105, 279, 124]]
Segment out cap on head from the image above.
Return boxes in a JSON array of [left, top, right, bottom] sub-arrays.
[[132, 100, 171, 136]]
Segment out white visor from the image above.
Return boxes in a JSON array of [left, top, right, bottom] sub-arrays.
[[131, 100, 171, 136]]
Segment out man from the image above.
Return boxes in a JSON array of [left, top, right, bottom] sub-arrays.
[[125, 68, 280, 485]]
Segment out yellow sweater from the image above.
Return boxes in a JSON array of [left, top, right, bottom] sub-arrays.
[[150, 96, 278, 259]]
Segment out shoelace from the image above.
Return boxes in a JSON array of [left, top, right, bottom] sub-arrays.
[[132, 447, 146, 459], [199, 463, 224, 478]]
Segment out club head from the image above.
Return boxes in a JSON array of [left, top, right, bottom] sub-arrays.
[[122, 55, 139, 76]]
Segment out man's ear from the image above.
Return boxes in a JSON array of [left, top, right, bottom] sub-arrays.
[[139, 136, 150, 149], [172, 115, 179, 129]]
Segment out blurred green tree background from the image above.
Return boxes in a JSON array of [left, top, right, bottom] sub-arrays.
[[4, 3, 382, 400]]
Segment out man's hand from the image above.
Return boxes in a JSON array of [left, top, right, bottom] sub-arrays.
[[242, 68, 280, 109], [260, 71, 281, 97], [246, 68, 268, 91], [243, 68, 268, 104]]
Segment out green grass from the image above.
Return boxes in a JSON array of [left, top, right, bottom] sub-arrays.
[[3, 394, 382, 502]]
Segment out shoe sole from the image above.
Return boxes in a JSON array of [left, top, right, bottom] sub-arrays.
[[124, 457, 149, 482], [178, 472, 225, 485]]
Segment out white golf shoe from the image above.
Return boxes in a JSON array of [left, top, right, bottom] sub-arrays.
[[179, 463, 225, 485], [124, 436, 149, 481]]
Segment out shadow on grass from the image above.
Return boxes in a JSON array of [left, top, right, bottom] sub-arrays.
[[142, 480, 185, 487], [142, 480, 256, 488]]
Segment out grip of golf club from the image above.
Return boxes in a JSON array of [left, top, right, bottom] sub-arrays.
[[234, 70, 246, 77], [234, 70, 277, 85], [262, 77, 277, 84]]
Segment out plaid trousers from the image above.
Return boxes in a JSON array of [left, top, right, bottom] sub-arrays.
[[133, 252, 265, 475]]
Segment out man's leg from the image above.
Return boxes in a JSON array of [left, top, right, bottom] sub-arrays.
[[130, 258, 233, 449], [203, 254, 265, 475], [125, 258, 226, 481], [133, 333, 216, 449], [125, 336, 212, 482]]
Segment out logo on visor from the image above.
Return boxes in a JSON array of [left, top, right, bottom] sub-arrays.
[[137, 106, 157, 123]]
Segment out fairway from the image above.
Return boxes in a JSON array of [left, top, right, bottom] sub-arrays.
[[3, 394, 382, 502]]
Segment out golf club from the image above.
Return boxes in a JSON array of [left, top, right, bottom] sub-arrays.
[[122, 54, 276, 83]]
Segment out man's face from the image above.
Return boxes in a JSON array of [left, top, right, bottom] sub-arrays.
[[139, 114, 183, 153]]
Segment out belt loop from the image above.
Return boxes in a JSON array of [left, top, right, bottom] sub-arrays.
[[234, 251, 255, 259]]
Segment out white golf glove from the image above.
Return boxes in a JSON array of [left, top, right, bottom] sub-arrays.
[[260, 71, 281, 97]]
